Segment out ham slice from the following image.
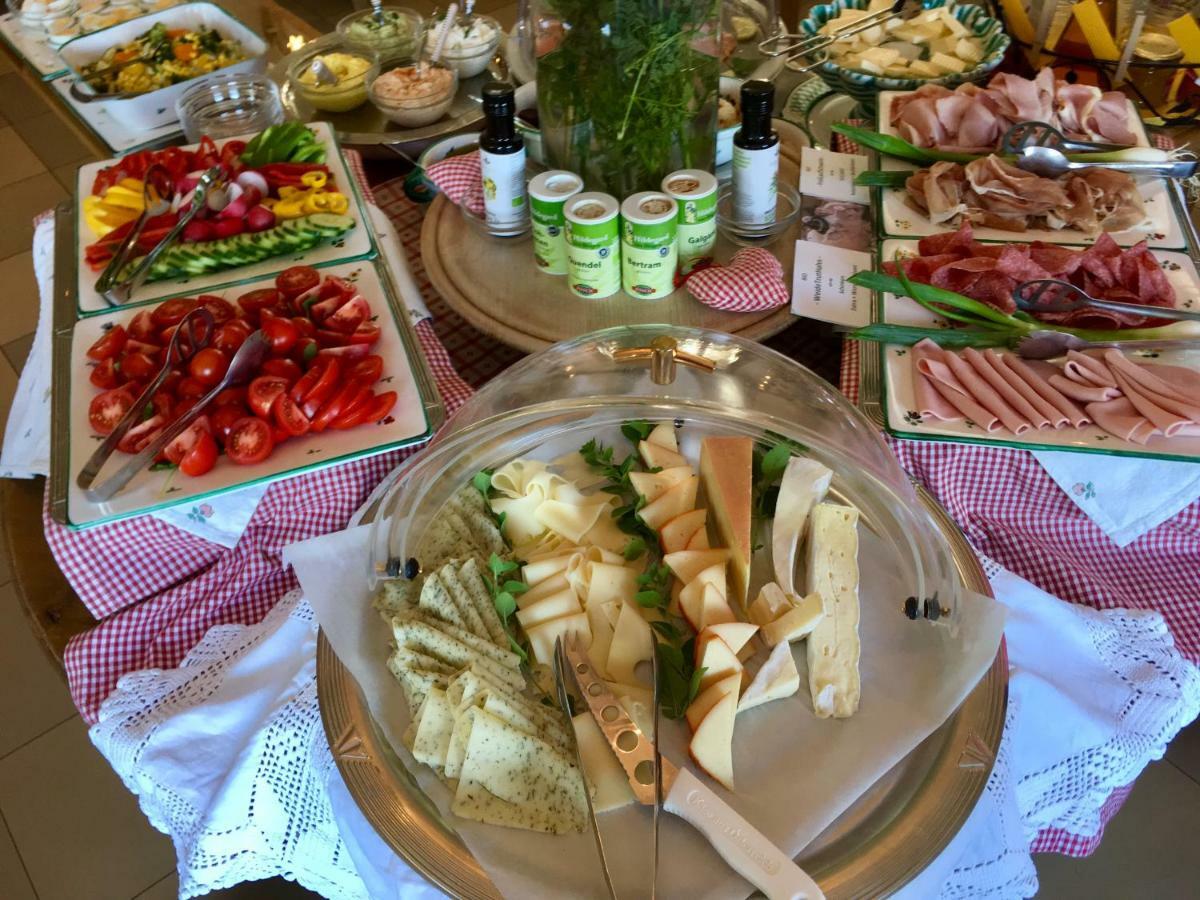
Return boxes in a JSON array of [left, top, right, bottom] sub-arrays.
[[986, 350, 1074, 428], [911, 339, 963, 421], [961, 348, 1052, 428]]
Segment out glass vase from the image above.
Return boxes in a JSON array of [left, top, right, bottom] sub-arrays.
[[532, 0, 723, 198]]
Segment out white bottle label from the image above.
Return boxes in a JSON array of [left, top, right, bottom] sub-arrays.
[[480, 147, 527, 226], [732, 142, 779, 226]]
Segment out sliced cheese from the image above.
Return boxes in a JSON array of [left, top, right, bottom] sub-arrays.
[[660, 508, 707, 554], [630, 466, 695, 503], [572, 713, 636, 812], [688, 688, 737, 791], [686, 672, 741, 731], [686, 528, 710, 550], [582, 508, 630, 554], [646, 422, 678, 451], [695, 631, 742, 691], [698, 436, 753, 607], [522, 553, 575, 587], [703, 621, 758, 655], [748, 582, 791, 627], [526, 611, 591, 666], [738, 641, 800, 713], [585, 600, 616, 678], [806, 504, 861, 719], [416, 572, 465, 629], [518, 573, 572, 609], [458, 558, 510, 648], [438, 564, 492, 644], [607, 601, 654, 686], [639, 476, 699, 530], [762, 592, 827, 647], [639, 439, 689, 470], [536, 498, 611, 544], [516, 590, 582, 630], [664, 549, 730, 585], [411, 687, 457, 768], [698, 583, 737, 631], [677, 563, 727, 631], [585, 561, 639, 606], [771, 457, 833, 599]]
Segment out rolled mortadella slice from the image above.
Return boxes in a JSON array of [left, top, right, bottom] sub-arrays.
[[1108, 368, 1197, 437], [911, 339, 963, 421], [1062, 350, 1118, 388], [984, 349, 1069, 428], [997, 354, 1091, 428], [962, 348, 1051, 429], [912, 341, 1003, 431], [940, 349, 1032, 434], [1086, 397, 1161, 445]]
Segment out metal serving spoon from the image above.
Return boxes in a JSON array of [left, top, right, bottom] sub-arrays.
[[1014, 144, 1198, 179], [1014, 329, 1200, 359], [309, 57, 339, 86], [1014, 278, 1200, 324], [1000, 121, 1127, 156]]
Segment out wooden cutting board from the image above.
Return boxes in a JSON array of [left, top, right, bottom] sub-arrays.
[[421, 120, 810, 353]]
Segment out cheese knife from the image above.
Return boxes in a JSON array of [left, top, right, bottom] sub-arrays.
[[556, 633, 825, 900]]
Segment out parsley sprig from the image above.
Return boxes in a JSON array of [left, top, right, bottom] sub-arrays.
[[578, 437, 660, 548]]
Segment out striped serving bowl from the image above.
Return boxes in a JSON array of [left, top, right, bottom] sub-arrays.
[[797, 0, 1010, 110]]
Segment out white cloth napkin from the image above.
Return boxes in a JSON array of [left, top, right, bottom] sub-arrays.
[[0, 215, 55, 479], [150, 483, 270, 549], [1032, 449, 1200, 547]]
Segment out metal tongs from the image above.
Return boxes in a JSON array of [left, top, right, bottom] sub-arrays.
[[77, 307, 270, 503], [553, 633, 824, 900], [758, 0, 918, 74], [1002, 120, 1199, 179], [1014, 279, 1200, 324], [97, 166, 227, 306]]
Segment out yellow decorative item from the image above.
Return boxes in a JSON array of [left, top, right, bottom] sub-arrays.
[[1168, 14, 1200, 64], [82, 178, 148, 238], [997, 0, 1035, 44], [1070, 0, 1120, 61]]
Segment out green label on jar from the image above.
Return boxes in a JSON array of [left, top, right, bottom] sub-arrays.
[[622, 218, 677, 299], [566, 218, 620, 299], [531, 195, 569, 275]]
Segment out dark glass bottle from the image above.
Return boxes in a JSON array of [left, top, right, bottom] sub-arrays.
[[479, 82, 527, 227], [732, 80, 779, 225]]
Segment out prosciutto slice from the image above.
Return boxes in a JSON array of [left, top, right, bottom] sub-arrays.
[[906, 162, 969, 225]]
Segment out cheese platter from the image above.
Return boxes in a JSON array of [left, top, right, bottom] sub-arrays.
[[317, 325, 1008, 898]]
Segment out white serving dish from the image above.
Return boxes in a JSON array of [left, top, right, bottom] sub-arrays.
[[876, 237, 1200, 462], [75, 121, 376, 314], [58, 1, 267, 131], [67, 258, 438, 528]]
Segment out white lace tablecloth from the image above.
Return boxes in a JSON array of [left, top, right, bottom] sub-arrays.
[[89, 558, 1200, 899]]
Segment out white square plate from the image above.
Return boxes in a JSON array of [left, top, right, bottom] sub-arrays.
[[68, 259, 435, 528], [75, 121, 376, 314]]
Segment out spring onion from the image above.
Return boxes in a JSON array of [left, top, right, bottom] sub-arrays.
[[854, 170, 912, 188], [846, 323, 1016, 348]]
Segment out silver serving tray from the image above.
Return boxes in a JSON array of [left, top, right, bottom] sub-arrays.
[[317, 485, 1007, 898]]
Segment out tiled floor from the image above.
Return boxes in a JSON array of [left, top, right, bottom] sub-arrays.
[[0, 20, 1198, 900]]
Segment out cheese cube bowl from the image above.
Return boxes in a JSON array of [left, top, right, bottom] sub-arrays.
[[58, 1, 267, 131], [797, 0, 1009, 110]]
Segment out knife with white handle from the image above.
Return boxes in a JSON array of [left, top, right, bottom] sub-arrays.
[[559, 633, 825, 900]]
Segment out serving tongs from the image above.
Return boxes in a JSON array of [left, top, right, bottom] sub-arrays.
[[1000, 120, 1199, 179], [77, 308, 270, 503], [999, 121, 1128, 156], [758, 0, 918, 74], [553, 633, 824, 900], [97, 166, 227, 306], [1014, 279, 1200, 324]]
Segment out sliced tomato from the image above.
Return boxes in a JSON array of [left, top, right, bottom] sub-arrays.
[[347, 355, 383, 384], [225, 416, 274, 465], [316, 343, 370, 361], [347, 323, 381, 346], [117, 414, 166, 454], [320, 275, 356, 299], [307, 294, 345, 323], [247, 375, 289, 418], [212, 386, 247, 407], [363, 390, 398, 422], [261, 357, 302, 384], [311, 377, 370, 433], [291, 355, 339, 404], [150, 390, 177, 421], [197, 295, 236, 325], [237, 288, 284, 324], [295, 337, 319, 364], [128, 310, 158, 342], [276, 265, 320, 300], [151, 297, 199, 328], [89, 357, 120, 389], [272, 392, 310, 437], [87, 325, 127, 361], [291, 316, 316, 339], [180, 428, 218, 477], [188, 347, 230, 386], [158, 369, 183, 395], [88, 387, 137, 435], [125, 338, 162, 358], [164, 415, 212, 465], [271, 423, 294, 445], [119, 351, 158, 380], [332, 390, 396, 429], [262, 316, 299, 356], [315, 328, 349, 348], [213, 319, 252, 354], [323, 294, 370, 334], [210, 403, 246, 444], [177, 375, 208, 401]]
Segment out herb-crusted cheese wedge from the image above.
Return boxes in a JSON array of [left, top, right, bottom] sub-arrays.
[[453, 709, 587, 834], [458, 557, 510, 647], [438, 562, 493, 642], [805, 503, 861, 719], [417, 572, 466, 629], [412, 687, 457, 769]]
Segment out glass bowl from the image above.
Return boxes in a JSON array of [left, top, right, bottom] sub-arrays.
[[715, 181, 801, 248], [175, 73, 284, 143], [368, 60, 457, 128], [424, 13, 502, 78], [287, 46, 378, 114], [336, 5, 424, 63], [457, 181, 532, 240]]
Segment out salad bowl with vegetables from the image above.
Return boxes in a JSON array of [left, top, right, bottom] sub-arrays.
[[75, 120, 376, 315]]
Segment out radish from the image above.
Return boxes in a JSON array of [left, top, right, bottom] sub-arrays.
[[236, 170, 268, 196], [182, 218, 215, 243], [211, 218, 245, 238], [246, 205, 276, 232]]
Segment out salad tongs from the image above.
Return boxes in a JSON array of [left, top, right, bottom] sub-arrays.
[[758, 0, 919, 73]]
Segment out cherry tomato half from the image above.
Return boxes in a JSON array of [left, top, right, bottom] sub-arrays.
[[196, 295, 236, 325], [180, 429, 218, 477], [151, 297, 198, 328], [311, 377, 370, 433], [117, 413, 166, 454], [225, 416, 274, 465], [275, 265, 320, 301], [90, 357, 120, 389], [88, 387, 137, 435], [347, 355, 383, 384], [272, 392, 311, 437], [213, 319, 253, 355], [188, 347, 230, 386], [323, 295, 370, 334], [262, 316, 299, 356], [261, 357, 302, 384], [348, 323, 381, 346], [128, 309, 158, 342], [237, 288, 284, 324], [333, 391, 397, 429], [120, 351, 159, 381], [165, 416, 212, 465], [290, 355, 339, 405], [176, 375, 208, 402], [210, 403, 246, 444], [247, 375, 290, 419], [87, 325, 127, 361]]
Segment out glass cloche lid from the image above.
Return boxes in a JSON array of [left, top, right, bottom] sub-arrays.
[[368, 325, 965, 623]]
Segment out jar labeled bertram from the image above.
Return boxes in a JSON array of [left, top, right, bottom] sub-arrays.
[[620, 191, 678, 299]]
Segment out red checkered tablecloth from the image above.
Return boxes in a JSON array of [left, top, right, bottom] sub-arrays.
[[42, 145, 1198, 862]]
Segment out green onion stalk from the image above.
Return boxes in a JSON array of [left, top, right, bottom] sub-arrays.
[[846, 269, 1200, 348]]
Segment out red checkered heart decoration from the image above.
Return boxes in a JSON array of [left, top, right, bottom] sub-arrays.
[[424, 150, 485, 216], [685, 248, 789, 312]]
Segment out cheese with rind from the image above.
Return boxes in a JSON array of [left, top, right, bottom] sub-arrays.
[[771, 457, 832, 599], [686, 672, 741, 731], [738, 641, 800, 712], [688, 688, 737, 791], [638, 476, 699, 530], [698, 437, 754, 607], [660, 508, 707, 554], [762, 592, 827, 647], [806, 503, 861, 718], [606, 600, 653, 686]]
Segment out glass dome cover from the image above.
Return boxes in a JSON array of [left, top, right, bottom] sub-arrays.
[[369, 324, 963, 620]]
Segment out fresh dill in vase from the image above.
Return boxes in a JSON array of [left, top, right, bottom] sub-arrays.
[[533, 0, 722, 197]]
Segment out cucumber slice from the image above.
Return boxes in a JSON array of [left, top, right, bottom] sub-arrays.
[[307, 213, 355, 235]]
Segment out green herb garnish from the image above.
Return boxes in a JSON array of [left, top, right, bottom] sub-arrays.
[[484, 553, 529, 663], [657, 639, 703, 720], [752, 435, 807, 520]]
